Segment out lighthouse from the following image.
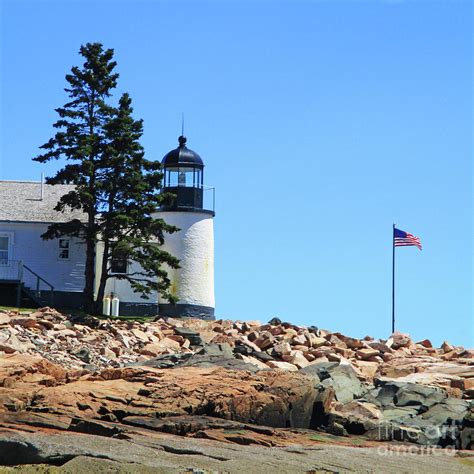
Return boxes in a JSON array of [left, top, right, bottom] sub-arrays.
[[155, 135, 215, 320]]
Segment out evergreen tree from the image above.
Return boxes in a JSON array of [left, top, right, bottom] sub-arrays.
[[34, 43, 179, 313], [95, 93, 180, 306]]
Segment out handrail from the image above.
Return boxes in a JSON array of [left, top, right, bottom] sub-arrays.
[[23, 264, 55, 291]]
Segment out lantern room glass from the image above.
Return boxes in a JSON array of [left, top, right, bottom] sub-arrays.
[[164, 166, 203, 188]]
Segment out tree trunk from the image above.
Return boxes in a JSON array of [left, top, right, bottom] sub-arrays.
[[83, 212, 97, 314], [94, 240, 110, 314], [84, 97, 96, 314]]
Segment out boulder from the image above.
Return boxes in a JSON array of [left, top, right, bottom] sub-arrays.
[[335, 401, 382, 420], [236, 355, 269, 370], [267, 317, 282, 325], [356, 348, 380, 360], [461, 410, 474, 450], [420, 398, 470, 425], [272, 342, 291, 356], [174, 327, 203, 346], [197, 343, 234, 358], [291, 334, 307, 346], [249, 351, 272, 363], [302, 362, 364, 405], [354, 361, 379, 381], [300, 361, 339, 380], [284, 351, 310, 369], [441, 341, 454, 353], [266, 361, 298, 372], [0, 330, 24, 354], [322, 365, 365, 404], [395, 383, 447, 409], [387, 332, 412, 349], [72, 347, 91, 363], [417, 339, 433, 348], [340, 337, 364, 350], [238, 337, 261, 353], [367, 341, 392, 354], [310, 336, 328, 348], [307, 325, 319, 335], [254, 333, 274, 350], [0, 314, 11, 325], [133, 352, 193, 368], [131, 328, 149, 343], [381, 406, 420, 421]]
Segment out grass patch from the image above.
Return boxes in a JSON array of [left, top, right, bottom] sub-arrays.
[[58, 308, 155, 323], [309, 433, 367, 447], [0, 305, 37, 313], [96, 314, 155, 323], [0, 305, 155, 323], [223, 429, 247, 435]]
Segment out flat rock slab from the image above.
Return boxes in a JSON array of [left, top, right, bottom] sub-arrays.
[[0, 361, 319, 430], [0, 429, 472, 473]]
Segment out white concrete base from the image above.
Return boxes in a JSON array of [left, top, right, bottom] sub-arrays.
[[154, 211, 215, 311]]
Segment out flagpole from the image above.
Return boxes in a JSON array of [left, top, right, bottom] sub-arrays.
[[392, 223, 395, 333]]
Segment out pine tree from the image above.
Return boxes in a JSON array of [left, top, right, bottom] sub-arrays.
[[34, 43, 179, 313], [95, 93, 180, 307]]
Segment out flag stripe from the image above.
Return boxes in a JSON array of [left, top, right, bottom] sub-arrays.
[[393, 229, 422, 250]]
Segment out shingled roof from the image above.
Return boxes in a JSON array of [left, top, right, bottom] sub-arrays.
[[0, 181, 86, 223]]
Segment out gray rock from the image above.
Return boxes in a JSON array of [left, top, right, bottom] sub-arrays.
[[328, 421, 347, 437], [300, 362, 339, 381], [382, 407, 420, 421], [322, 365, 365, 404], [461, 410, 474, 450], [379, 398, 470, 447], [301, 362, 364, 405], [1, 428, 471, 473], [395, 384, 447, 409], [133, 344, 260, 372], [364, 421, 396, 441], [72, 347, 90, 363], [372, 380, 447, 411], [461, 426, 473, 450], [327, 411, 379, 436], [122, 415, 247, 435], [268, 317, 282, 325], [174, 327, 203, 346], [233, 343, 253, 355], [421, 398, 470, 425], [183, 357, 260, 372], [371, 383, 399, 408], [251, 351, 274, 362], [131, 352, 193, 368], [196, 343, 234, 358]]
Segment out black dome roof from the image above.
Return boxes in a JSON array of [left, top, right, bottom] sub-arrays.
[[162, 136, 204, 167]]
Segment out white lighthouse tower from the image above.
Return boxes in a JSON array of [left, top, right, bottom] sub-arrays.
[[155, 135, 215, 319]]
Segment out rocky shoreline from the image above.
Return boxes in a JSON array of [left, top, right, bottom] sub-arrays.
[[0, 307, 473, 472]]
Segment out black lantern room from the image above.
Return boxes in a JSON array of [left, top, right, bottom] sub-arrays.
[[161, 136, 205, 212]]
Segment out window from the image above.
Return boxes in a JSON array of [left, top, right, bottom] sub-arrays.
[[111, 256, 128, 274], [165, 167, 203, 188], [0, 235, 9, 265], [58, 239, 70, 259]]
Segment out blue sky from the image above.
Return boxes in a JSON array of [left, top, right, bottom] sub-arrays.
[[1, 0, 472, 347]]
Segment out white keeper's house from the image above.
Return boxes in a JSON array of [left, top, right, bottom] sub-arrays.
[[0, 136, 216, 319]]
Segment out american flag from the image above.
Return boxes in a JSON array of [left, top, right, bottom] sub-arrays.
[[394, 228, 422, 251]]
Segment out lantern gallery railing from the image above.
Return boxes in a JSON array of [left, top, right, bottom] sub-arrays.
[[160, 185, 215, 214], [203, 185, 215, 213]]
